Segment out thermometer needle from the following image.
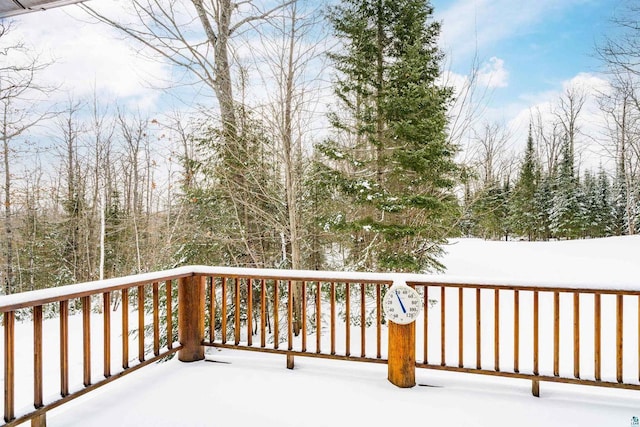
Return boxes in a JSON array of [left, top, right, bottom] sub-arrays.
[[395, 290, 407, 313]]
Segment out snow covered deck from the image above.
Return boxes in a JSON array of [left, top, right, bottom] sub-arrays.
[[2, 236, 640, 426], [46, 348, 640, 427]]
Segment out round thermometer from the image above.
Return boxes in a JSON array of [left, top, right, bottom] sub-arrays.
[[383, 284, 422, 325]]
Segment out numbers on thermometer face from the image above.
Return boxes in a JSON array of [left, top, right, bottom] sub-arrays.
[[382, 284, 422, 325]]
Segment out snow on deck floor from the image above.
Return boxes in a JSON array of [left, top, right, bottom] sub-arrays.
[[18, 236, 640, 426], [47, 348, 640, 427]]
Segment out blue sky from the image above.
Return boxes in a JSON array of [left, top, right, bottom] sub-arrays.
[[8, 0, 625, 171], [431, 0, 618, 114], [11, 0, 619, 112]]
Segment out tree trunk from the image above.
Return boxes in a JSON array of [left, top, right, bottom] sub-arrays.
[[2, 118, 13, 294]]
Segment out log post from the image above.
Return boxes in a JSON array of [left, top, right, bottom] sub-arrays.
[[387, 320, 416, 388], [178, 275, 205, 362], [286, 353, 295, 370], [32, 414, 46, 427], [532, 379, 540, 397]]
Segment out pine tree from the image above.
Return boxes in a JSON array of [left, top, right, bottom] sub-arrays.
[[471, 180, 510, 240], [550, 136, 581, 238], [612, 162, 628, 235], [581, 170, 599, 237], [596, 167, 613, 236], [320, 0, 457, 272], [509, 127, 539, 240], [534, 175, 554, 241]]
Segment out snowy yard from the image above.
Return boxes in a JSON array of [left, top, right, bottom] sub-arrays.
[[4, 236, 640, 426]]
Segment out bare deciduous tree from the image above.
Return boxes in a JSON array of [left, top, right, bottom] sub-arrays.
[[553, 84, 586, 168], [597, 72, 640, 235], [251, 0, 327, 333], [0, 21, 56, 294]]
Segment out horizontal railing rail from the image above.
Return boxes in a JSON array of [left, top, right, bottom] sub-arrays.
[[1, 266, 638, 426]]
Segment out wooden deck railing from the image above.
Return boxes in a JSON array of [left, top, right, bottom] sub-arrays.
[[0, 269, 194, 427], [201, 274, 392, 366], [1, 266, 639, 426], [201, 272, 640, 395], [407, 281, 640, 395]]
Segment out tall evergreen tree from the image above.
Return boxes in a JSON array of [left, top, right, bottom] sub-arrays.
[[319, 0, 457, 272], [472, 180, 510, 240], [612, 160, 629, 235], [550, 136, 581, 238], [509, 126, 539, 240], [534, 175, 554, 240], [596, 167, 614, 236], [581, 170, 600, 237]]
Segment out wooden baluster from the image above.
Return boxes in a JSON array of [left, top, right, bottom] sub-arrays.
[[209, 278, 215, 343], [261, 279, 266, 348], [441, 286, 446, 366], [476, 288, 481, 369], [234, 278, 241, 345], [221, 278, 227, 344], [34, 305, 43, 409], [573, 292, 580, 378], [533, 291, 539, 376], [376, 283, 382, 359], [533, 290, 539, 397], [360, 283, 366, 358], [301, 281, 307, 352], [138, 285, 145, 363], [423, 286, 429, 364], [494, 288, 500, 372], [60, 300, 69, 396], [594, 293, 601, 381], [103, 292, 111, 378], [330, 282, 336, 355], [273, 281, 279, 349], [514, 290, 519, 373], [247, 279, 253, 347], [83, 296, 91, 386], [458, 287, 463, 368], [286, 280, 294, 369], [166, 280, 173, 350], [4, 311, 15, 422], [617, 294, 623, 383], [122, 288, 129, 369], [153, 282, 160, 356], [553, 291, 559, 377], [345, 282, 351, 357], [317, 282, 322, 354], [288, 280, 293, 351]]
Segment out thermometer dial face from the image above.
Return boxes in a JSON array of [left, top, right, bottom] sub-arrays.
[[382, 284, 422, 325]]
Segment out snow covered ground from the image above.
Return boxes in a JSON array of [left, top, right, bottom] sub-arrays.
[[442, 235, 640, 287], [14, 236, 640, 426]]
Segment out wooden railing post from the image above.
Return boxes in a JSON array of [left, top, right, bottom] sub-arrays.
[[32, 413, 46, 427], [178, 275, 205, 362], [387, 320, 416, 388]]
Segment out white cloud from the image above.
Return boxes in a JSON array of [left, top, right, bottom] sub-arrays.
[[10, 3, 169, 108], [477, 56, 508, 88], [504, 72, 614, 172], [563, 72, 610, 96]]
